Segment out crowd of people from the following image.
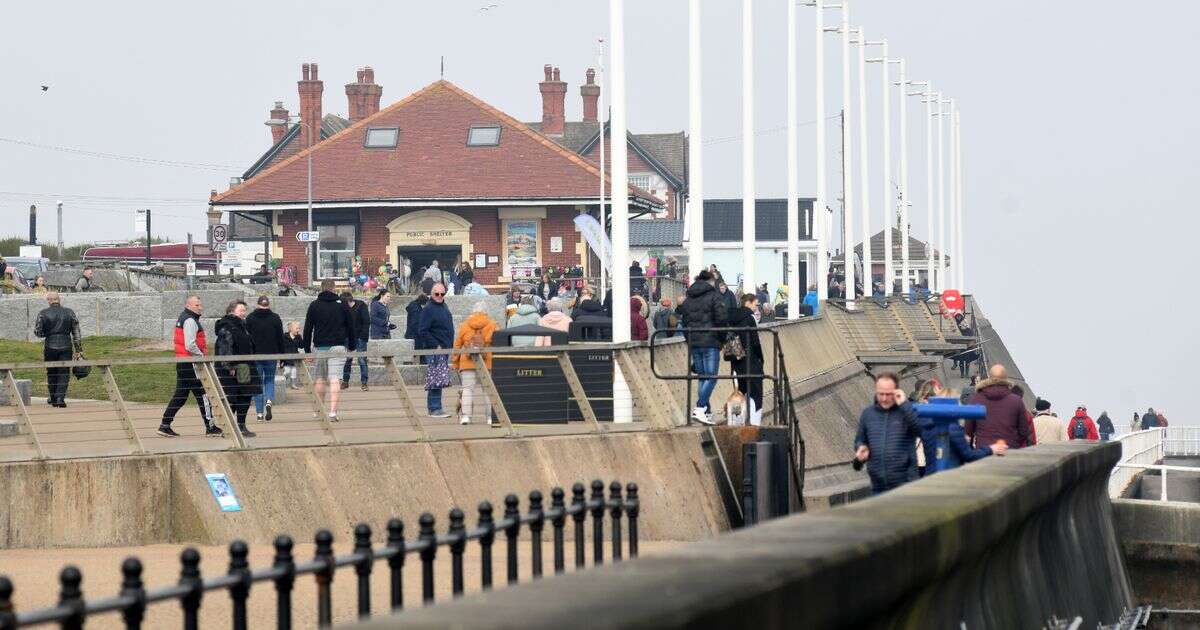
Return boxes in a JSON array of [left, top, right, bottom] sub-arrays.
[[848, 360, 1174, 496]]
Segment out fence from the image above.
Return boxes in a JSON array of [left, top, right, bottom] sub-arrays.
[[0, 480, 638, 629], [1109, 428, 1200, 500], [0, 343, 680, 462]]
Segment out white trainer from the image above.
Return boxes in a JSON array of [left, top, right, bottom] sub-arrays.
[[460, 416, 470, 425], [692, 407, 715, 426]]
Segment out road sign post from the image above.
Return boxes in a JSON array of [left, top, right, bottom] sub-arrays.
[[295, 231, 320, 243]]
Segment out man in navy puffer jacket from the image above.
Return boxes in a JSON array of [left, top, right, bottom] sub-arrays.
[[854, 372, 922, 495]]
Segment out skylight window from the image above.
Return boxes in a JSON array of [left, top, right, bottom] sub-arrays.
[[364, 127, 399, 148], [467, 125, 501, 147]]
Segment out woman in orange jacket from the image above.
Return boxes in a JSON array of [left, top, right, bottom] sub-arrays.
[[452, 303, 498, 425]]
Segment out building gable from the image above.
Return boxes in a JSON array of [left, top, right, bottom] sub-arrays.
[[214, 81, 659, 208]]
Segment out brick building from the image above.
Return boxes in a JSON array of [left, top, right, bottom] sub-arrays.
[[211, 63, 665, 286]]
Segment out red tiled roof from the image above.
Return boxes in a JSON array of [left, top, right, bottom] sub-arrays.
[[213, 80, 659, 207]]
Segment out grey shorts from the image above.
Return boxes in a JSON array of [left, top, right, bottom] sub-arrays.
[[314, 346, 346, 382]]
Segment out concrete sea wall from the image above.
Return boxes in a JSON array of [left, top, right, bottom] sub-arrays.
[[358, 442, 1133, 629], [0, 428, 726, 548]]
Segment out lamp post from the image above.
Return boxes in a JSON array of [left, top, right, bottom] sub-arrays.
[[912, 84, 934, 291], [740, 0, 756, 296], [947, 97, 958, 291], [265, 113, 314, 283], [866, 41, 893, 295]]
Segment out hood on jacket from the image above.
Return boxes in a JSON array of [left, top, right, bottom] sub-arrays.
[[629, 296, 645, 319], [975, 377, 1014, 400], [1073, 409, 1090, 420], [463, 312, 495, 331], [317, 290, 339, 303], [216, 314, 244, 333], [515, 303, 539, 316], [539, 311, 572, 329], [728, 305, 754, 325], [687, 281, 716, 299], [576, 299, 605, 315]]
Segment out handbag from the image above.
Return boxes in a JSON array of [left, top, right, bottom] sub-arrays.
[[71, 354, 91, 380], [425, 355, 452, 390], [722, 334, 746, 362]]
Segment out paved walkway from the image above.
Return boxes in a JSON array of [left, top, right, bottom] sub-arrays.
[[0, 383, 648, 462], [0, 540, 680, 628]]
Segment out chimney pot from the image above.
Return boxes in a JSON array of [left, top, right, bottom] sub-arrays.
[[580, 69, 601, 123], [299, 62, 324, 148], [268, 101, 291, 145], [346, 64, 382, 124], [538, 63, 568, 135], [302, 63, 310, 80]]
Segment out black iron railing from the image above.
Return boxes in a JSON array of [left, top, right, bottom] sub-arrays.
[[0, 480, 638, 630]]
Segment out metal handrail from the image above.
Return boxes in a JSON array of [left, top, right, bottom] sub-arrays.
[[0, 480, 640, 630]]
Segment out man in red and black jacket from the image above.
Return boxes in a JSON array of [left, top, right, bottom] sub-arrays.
[[158, 295, 222, 438]]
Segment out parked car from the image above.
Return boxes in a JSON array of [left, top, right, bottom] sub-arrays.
[[5, 257, 48, 287]]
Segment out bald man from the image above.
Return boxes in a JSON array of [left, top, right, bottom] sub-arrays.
[[33, 292, 82, 408], [159, 295, 221, 438], [966, 363, 1035, 449]]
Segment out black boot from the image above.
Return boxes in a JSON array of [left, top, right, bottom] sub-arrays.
[[239, 424, 257, 438]]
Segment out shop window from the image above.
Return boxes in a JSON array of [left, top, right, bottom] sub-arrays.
[[316, 224, 356, 279]]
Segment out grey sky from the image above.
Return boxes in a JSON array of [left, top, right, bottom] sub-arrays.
[[1, 1, 1195, 425]]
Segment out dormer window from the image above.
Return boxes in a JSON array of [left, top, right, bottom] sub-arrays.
[[364, 127, 399, 148], [467, 125, 501, 147]]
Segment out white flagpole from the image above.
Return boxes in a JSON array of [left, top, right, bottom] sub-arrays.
[[812, 2, 833, 303], [897, 61, 911, 294], [786, 0, 800, 318], [609, 0, 630, 342], [855, 29, 871, 298], [840, 3, 855, 306], [687, 0, 704, 279], [598, 39, 607, 300], [741, 0, 756, 296]]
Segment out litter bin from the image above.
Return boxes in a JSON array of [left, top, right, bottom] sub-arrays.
[[567, 316, 614, 422], [489, 325, 571, 424]]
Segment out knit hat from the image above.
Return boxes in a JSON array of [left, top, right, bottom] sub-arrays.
[[1035, 398, 1051, 412]]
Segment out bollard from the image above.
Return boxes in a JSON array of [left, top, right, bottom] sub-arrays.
[[913, 397, 987, 474]]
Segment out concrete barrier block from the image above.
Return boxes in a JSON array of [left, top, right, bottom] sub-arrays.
[[98, 295, 161, 338], [57, 294, 102, 338], [0, 298, 34, 341], [0, 379, 32, 406]]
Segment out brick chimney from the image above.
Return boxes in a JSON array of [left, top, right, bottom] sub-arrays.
[[297, 63, 324, 149], [580, 68, 600, 123], [267, 101, 290, 145], [345, 66, 383, 124], [539, 64, 567, 135]]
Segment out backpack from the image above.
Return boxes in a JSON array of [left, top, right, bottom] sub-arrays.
[[1071, 418, 1088, 440]]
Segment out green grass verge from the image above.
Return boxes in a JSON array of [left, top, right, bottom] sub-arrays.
[[1, 337, 177, 404]]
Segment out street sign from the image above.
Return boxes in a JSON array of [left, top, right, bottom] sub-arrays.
[[211, 223, 229, 244], [185, 262, 197, 276], [212, 243, 228, 253], [296, 231, 320, 243], [224, 240, 240, 254]]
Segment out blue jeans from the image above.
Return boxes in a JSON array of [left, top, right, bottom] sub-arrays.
[[690, 347, 720, 411], [342, 338, 369, 384], [427, 388, 443, 413], [253, 360, 277, 414]]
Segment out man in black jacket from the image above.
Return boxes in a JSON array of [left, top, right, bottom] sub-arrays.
[[340, 291, 372, 392], [33, 292, 82, 408], [245, 295, 284, 421], [676, 270, 728, 425], [303, 279, 356, 421]]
